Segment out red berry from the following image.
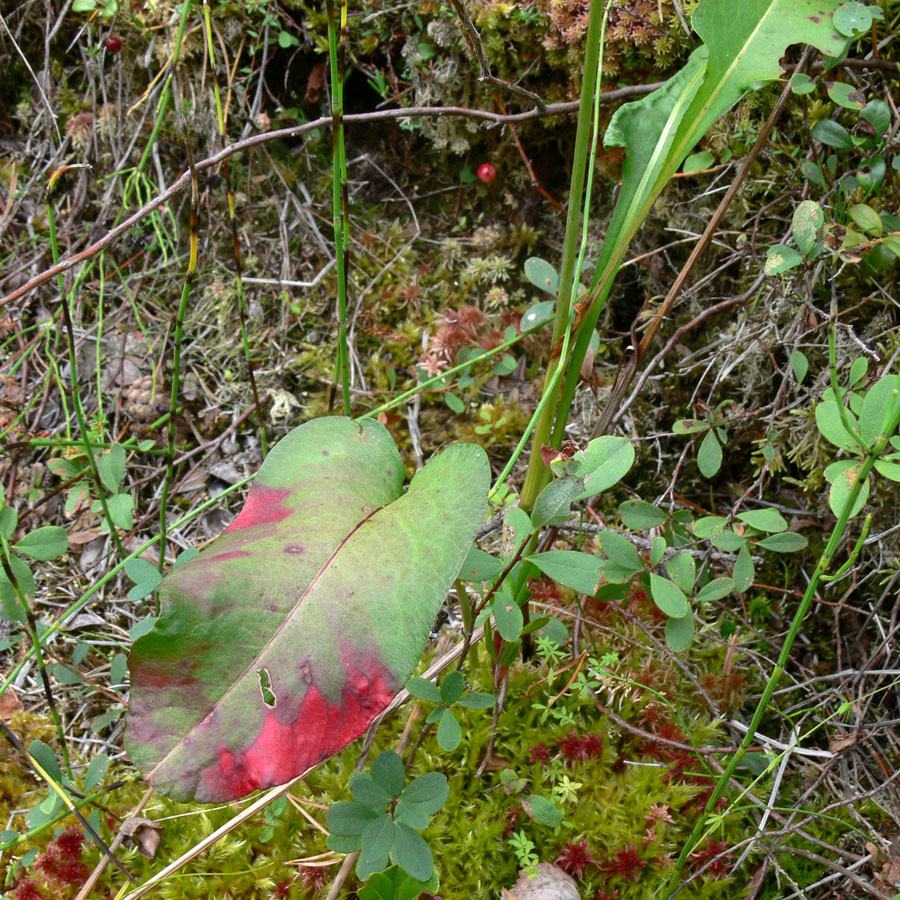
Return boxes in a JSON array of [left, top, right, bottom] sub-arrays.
[[477, 162, 496, 183], [104, 36, 122, 53]]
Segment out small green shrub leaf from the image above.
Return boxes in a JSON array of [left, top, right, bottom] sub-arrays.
[[618, 499, 666, 530], [328, 801, 380, 836], [14, 526, 68, 561], [436, 709, 462, 751], [351, 773, 391, 811], [372, 751, 406, 799], [665, 612, 694, 652], [523, 257, 559, 296], [790, 72, 815, 94], [28, 740, 62, 784], [733, 545, 755, 593], [826, 81, 864, 110], [811, 119, 853, 150], [457, 692, 495, 710], [444, 392, 465, 413], [406, 678, 442, 704], [521, 300, 555, 329], [693, 516, 728, 538], [695, 577, 735, 603], [599, 531, 642, 571], [790, 350, 809, 384], [439, 671, 465, 705], [503, 507, 533, 559], [492, 593, 524, 642], [666, 552, 696, 594], [828, 462, 871, 518], [848, 357, 869, 387], [874, 459, 900, 481], [575, 436, 634, 499], [527, 550, 601, 595], [532, 477, 581, 529], [650, 536, 666, 567], [756, 532, 808, 553], [357, 814, 396, 880], [97, 443, 126, 492], [392, 822, 434, 882], [792, 201, 823, 256], [815, 395, 860, 451], [82, 752, 110, 792], [649, 574, 690, 618], [682, 150, 715, 173], [459, 546, 502, 582], [697, 429, 723, 477], [710, 530, 746, 552], [523, 794, 564, 828], [673, 418, 707, 435], [0, 506, 16, 540], [765, 244, 803, 275], [861, 100, 890, 134], [849, 203, 882, 236], [737, 509, 788, 533], [833, 1, 881, 36], [859, 374, 899, 444]]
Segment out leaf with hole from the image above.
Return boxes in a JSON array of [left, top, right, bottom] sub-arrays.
[[126, 417, 488, 801]]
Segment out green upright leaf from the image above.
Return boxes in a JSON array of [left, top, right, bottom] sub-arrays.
[[816, 393, 862, 451], [792, 201, 823, 256], [756, 532, 809, 553], [406, 678, 442, 704], [350, 773, 391, 811], [436, 710, 462, 751], [492, 593, 524, 642], [357, 814, 396, 880], [859, 374, 900, 445], [399, 771, 448, 812], [439, 671, 465, 705], [733, 545, 755, 593], [126, 418, 488, 802], [666, 552, 696, 594], [28, 740, 62, 784], [328, 801, 381, 837], [811, 119, 853, 150], [372, 751, 406, 799], [790, 350, 809, 384], [827, 463, 870, 519], [697, 429, 722, 478], [694, 577, 735, 603], [97, 443, 126, 492], [0, 506, 16, 540]]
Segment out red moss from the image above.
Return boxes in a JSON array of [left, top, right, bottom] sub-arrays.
[[689, 839, 732, 878], [555, 839, 596, 880], [602, 842, 647, 883], [558, 730, 603, 763], [528, 742, 552, 766]]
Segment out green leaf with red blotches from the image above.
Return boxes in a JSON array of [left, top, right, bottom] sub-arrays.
[[126, 417, 488, 802]]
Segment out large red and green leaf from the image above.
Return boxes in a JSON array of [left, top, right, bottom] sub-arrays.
[[126, 417, 488, 802]]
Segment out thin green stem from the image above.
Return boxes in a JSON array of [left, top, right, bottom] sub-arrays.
[[158, 152, 200, 578], [0, 537, 72, 777], [326, 0, 352, 414], [202, 0, 268, 456], [47, 194, 126, 559], [519, 0, 611, 510]]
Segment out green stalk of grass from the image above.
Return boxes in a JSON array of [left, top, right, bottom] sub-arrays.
[[201, 0, 268, 457], [518, 0, 611, 511], [326, 0, 352, 415], [47, 184, 126, 559], [675, 371, 900, 871], [158, 151, 200, 578]]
